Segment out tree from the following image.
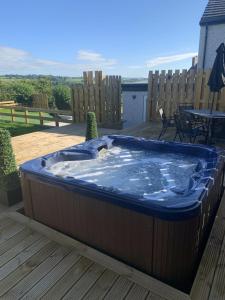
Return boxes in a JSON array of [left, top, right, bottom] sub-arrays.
[[0, 79, 12, 101], [32, 77, 52, 97], [86, 112, 98, 141], [11, 80, 35, 105], [53, 85, 71, 110]]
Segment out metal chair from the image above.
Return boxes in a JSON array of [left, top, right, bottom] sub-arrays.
[[211, 119, 225, 141], [174, 113, 207, 143], [158, 108, 175, 140]]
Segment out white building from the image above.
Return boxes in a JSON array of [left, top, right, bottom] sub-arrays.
[[198, 0, 225, 70]]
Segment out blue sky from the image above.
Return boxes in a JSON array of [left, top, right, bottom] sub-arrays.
[[0, 0, 207, 77]]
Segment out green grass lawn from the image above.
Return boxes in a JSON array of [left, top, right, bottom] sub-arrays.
[[0, 108, 51, 136], [0, 108, 53, 124], [0, 120, 49, 137]]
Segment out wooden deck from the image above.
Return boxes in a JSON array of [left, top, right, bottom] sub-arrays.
[[0, 216, 147, 299], [0, 211, 176, 300], [0, 191, 224, 299]]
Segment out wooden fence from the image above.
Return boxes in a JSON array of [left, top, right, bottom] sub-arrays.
[[148, 69, 225, 120], [71, 71, 122, 128], [0, 105, 72, 127], [0, 100, 19, 107]]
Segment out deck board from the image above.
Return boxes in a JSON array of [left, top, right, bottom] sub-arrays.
[[20, 250, 80, 299], [208, 216, 225, 300], [0, 228, 31, 256], [0, 242, 58, 297], [42, 257, 93, 299], [0, 232, 41, 267], [62, 263, 105, 299], [3, 244, 69, 298], [103, 277, 134, 300], [146, 292, 166, 299], [0, 217, 15, 230], [83, 269, 119, 300], [0, 237, 49, 282], [125, 283, 150, 299], [0, 222, 25, 245]]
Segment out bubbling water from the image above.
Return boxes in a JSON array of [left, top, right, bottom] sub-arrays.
[[47, 146, 200, 198]]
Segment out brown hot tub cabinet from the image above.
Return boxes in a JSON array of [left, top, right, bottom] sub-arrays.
[[20, 136, 225, 291]]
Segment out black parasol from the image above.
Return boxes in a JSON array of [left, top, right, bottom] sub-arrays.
[[208, 43, 225, 112]]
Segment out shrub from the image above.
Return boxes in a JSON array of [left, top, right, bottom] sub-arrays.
[[86, 112, 98, 141], [0, 78, 52, 106], [12, 81, 35, 105], [32, 77, 52, 98], [0, 129, 20, 191], [53, 85, 71, 110]]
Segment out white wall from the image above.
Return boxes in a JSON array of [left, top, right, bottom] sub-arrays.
[[198, 24, 225, 70]]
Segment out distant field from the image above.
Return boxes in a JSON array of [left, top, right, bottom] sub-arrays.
[[0, 75, 83, 85]]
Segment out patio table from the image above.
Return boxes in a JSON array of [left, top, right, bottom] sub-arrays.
[[184, 109, 225, 144]]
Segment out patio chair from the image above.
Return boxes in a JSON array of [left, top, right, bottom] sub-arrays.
[[174, 113, 207, 143], [158, 108, 175, 140], [212, 119, 225, 141]]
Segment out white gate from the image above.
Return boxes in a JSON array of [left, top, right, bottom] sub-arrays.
[[122, 84, 148, 128]]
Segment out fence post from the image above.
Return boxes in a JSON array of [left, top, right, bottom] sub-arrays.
[[71, 87, 76, 123], [165, 70, 172, 116], [152, 71, 159, 120], [147, 71, 153, 121], [11, 108, 15, 122], [24, 109, 29, 124], [39, 112, 44, 126], [195, 71, 203, 109], [55, 117, 59, 127]]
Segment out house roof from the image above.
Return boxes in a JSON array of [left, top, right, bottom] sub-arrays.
[[200, 0, 225, 26]]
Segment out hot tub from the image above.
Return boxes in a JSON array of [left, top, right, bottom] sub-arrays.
[[20, 135, 225, 291]]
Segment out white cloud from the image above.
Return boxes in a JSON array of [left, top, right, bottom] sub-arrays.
[[77, 50, 117, 66], [77, 50, 104, 62], [0, 46, 73, 74], [0, 46, 28, 62], [0, 46, 118, 76], [146, 52, 198, 68]]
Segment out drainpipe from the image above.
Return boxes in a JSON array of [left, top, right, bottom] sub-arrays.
[[202, 25, 208, 70]]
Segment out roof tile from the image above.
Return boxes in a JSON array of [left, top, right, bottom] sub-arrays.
[[200, 0, 225, 25]]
